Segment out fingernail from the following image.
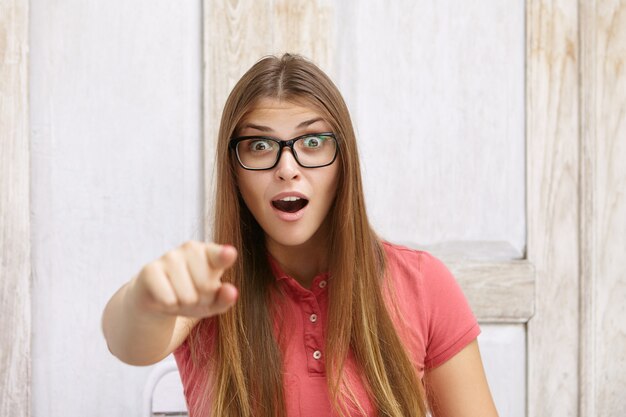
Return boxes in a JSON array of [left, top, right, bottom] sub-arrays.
[[220, 244, 234, 255]]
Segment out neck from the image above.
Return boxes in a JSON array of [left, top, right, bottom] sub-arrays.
[[266, 228, 330, 289]]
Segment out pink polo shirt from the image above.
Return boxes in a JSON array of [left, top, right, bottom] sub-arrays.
[[174, 242, 480, 416]]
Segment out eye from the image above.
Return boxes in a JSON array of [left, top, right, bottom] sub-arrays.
[[249, 139, 274, 152], [302, 136, 325, 148]]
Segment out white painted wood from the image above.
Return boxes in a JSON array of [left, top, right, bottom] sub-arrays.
[[579, 4, 598, 417], [0, 0, 30, 415], [334, 0, 527, 257], [580, 0, 626, 415], [526, 1, 581, 416], [203, 0, 271, 238], [29, 1, 202, 416], [447, 259, 534, 323], [479, 325, 526, 417]]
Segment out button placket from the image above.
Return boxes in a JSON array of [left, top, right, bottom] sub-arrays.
[[302, 293, 324, 375]]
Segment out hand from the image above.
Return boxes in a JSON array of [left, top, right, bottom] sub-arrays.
[[128, 241, 238, 318]]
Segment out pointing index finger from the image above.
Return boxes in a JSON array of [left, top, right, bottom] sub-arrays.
[[206, 243, 237, 271]]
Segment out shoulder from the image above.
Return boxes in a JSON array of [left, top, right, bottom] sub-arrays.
[[381, 241, 463, 325], [381, 241, 454, 286], [382, 241, 479, 368], [382, 241, 467, 312], [382, 241, 468, 311]]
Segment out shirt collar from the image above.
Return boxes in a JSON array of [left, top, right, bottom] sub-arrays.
[[267, 253, 330, 284]]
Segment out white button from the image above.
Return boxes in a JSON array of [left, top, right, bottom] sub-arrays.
[[319, 280, 327, 288], [313, 350, 322, 360], [310, 314, 318, 323]]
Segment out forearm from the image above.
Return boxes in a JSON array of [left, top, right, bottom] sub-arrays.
[[102, 280, 177, 366]]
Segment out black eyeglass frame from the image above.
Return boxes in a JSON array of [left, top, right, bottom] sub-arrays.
[[228, 132, 339, 171]]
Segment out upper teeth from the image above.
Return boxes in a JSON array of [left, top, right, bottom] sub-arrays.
[[280, 196, 300, 202]]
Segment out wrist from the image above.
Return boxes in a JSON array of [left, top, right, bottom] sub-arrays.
[[122, 276, 170, 322]]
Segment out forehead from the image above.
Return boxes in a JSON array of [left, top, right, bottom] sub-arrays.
[[242, 98, 324, 125]]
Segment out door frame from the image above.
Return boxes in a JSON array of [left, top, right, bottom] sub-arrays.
[[0, 0, 31, 416]]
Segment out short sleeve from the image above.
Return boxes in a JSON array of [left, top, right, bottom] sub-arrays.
[[173, 338, 191, 379], [419, 252, 480, 369], [172, 319, 216, 415]]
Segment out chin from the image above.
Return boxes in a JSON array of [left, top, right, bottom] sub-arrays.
[[267, 229, 317, 248]]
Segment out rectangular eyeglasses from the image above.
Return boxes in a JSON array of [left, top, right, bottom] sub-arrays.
[[229, 132, 339, 170]]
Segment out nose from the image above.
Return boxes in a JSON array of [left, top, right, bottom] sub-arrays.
[[274, 148, 300, 181]]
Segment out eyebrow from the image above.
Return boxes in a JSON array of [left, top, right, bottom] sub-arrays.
[[241, 118, 325, 132]]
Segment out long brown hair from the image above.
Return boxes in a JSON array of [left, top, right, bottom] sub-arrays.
[[189, 54, 427, 417]]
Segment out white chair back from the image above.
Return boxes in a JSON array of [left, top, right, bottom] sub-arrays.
[[142, 357, 188, 417]]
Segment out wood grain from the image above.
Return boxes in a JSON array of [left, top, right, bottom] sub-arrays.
[[449, 260, 535, 323], [580, 0, 626, 415], [0, 0, 30, 415], [418, 241, 536, 322], [271, 0, 333, 71], [526, 1, 581, 416], [579, 3, 597, 416]]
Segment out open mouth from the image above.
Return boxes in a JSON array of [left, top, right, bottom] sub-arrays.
[[271, 196, 309, 213]]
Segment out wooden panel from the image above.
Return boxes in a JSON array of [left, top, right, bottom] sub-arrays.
[[426, 242, 535, 322], [0, 0, 31, 415], [29, 1, 203, 416], [479, 325, 527, 417], [203, 0, 271, 238], [526, 0, 580, 416], [203, 0, 333, 239], [333, 0, 527, 256], [271, 0, 333, 71], [580, 0, 626, 415], [450, 260, 535, 323]]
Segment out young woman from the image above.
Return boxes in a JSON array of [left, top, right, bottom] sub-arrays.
[[102, 54, 498, 417]]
